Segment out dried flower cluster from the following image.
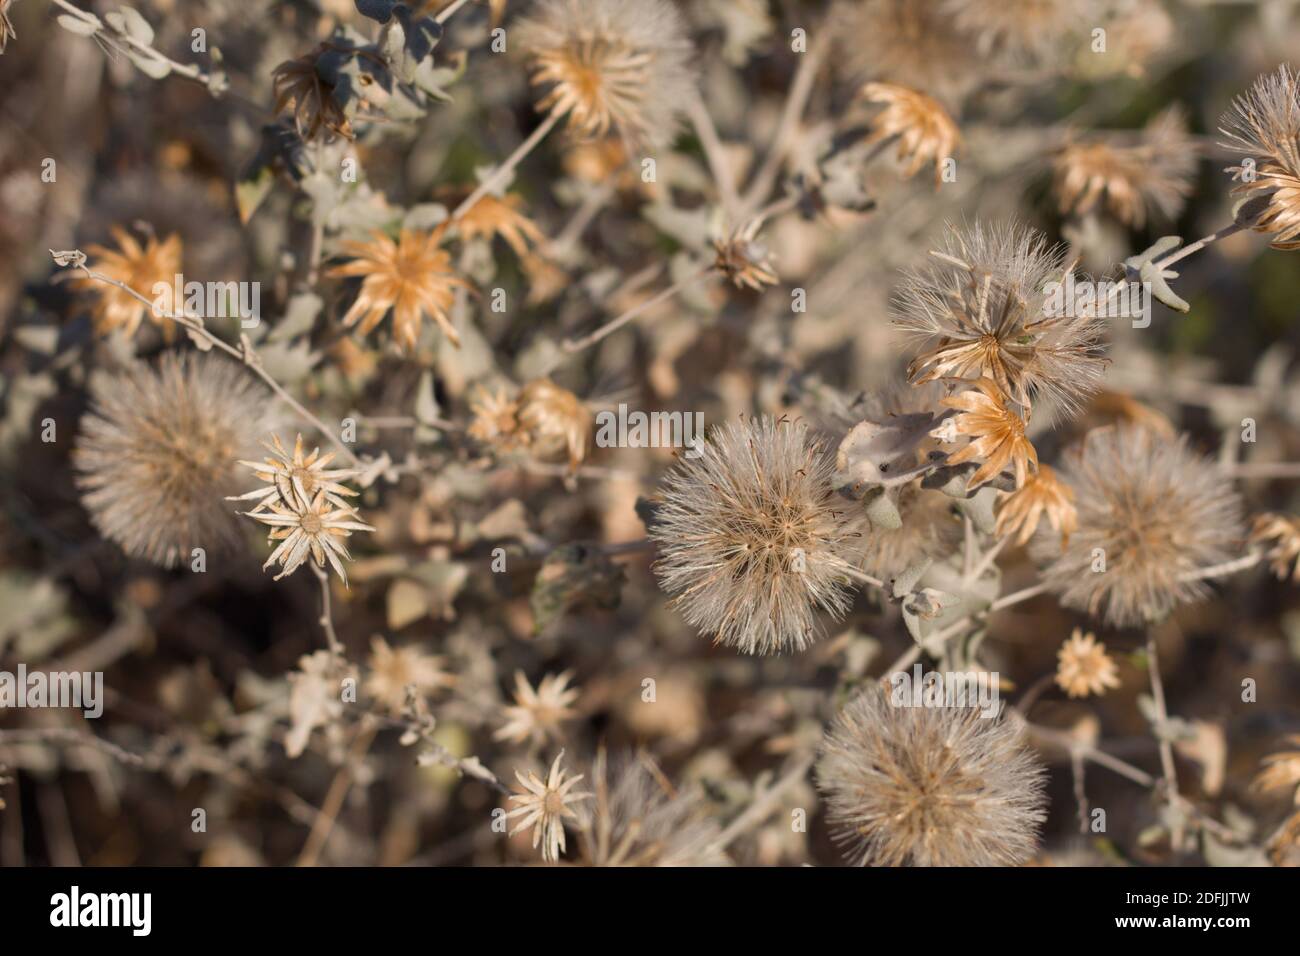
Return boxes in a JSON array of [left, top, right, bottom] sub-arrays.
[[237, 434, 374, 584], [9, 0, 1300, 878]]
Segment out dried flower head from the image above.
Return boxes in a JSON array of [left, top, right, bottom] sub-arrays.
[[245, 487, 374, 585], [860, 82, 962, 186], [244, 488, 374, 585], [1251, 513, 1300, 582], [238, 438, 374, 585], [1055, 628, 1121, 698], [713, 222, 779, 291], [1053, 107, 1197, 227], [450, 192, 545, 257], [1032, 427, 1244, 628], [272, 46, 353, 141], [516, 0, 695, 148], [77, 226, 183, 339], [816, 686, 1047, 866], [896, 221, 1108, 419], [328, 229, 469, 352], [1220, 65, 1300, 250], [843, 0, 981, 100], [516, 378, 590, 471], [574, 750, 728, 866], [506, 751, 592, 862], [938, 378, 1039, 489], [995, 463, 1077, 546], [364, 637, 454, 714], [229, 433, 359, 515], [650, 416, 859, 656], [1253, 735, 1300, 803], [75, 354, 281, 568], [495, 670, 580, 746], [467, 384, 527, 452]]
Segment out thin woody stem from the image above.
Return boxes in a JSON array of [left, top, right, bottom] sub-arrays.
[[922, 580, 1050, 649], [1178, 550, 1261, 582], [54, 258, 361, 466], [295, 720, 378, 867], [560, 265, 716, 355], [708, 753, 815, 853], [845, 566, 887, 590], [740, 28, 831, 215], [1155, 222, 1245, 271], [685, 90, 741, 219], [452, 110, 563, 222], [1144, 632, 1185, 806], [434, 0, 474, 24], [312, 564, 344, 661]]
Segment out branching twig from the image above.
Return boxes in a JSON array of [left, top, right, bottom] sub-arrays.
[[53, 256, 361, 466]]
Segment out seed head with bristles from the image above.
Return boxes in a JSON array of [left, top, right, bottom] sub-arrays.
[[1032, 426, 1244, 628], [816, 685, 1047, 866], [1219, 64, 1300, 250], [649, 416, 859, 656], [74, 353, 282, 568], [895, 220, 1108, 420], [515, 0, 695, 149]]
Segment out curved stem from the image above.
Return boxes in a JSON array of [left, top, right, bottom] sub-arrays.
[[1178, 551, 1261, 582]]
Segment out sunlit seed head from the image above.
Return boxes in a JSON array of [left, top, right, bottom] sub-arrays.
[[649, 416, 859, 655], [1032, 425, 1244, 628]]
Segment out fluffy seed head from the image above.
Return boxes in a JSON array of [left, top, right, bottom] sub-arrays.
[[816, 685, 1047, 866], [75, 353, 281, 568], [650, 416, 858, 656], [1032, 426, 1244, 628], [516, 0, 695, 148], [1219, 64, 1300, 250], [896, 220, 1108, 419]]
